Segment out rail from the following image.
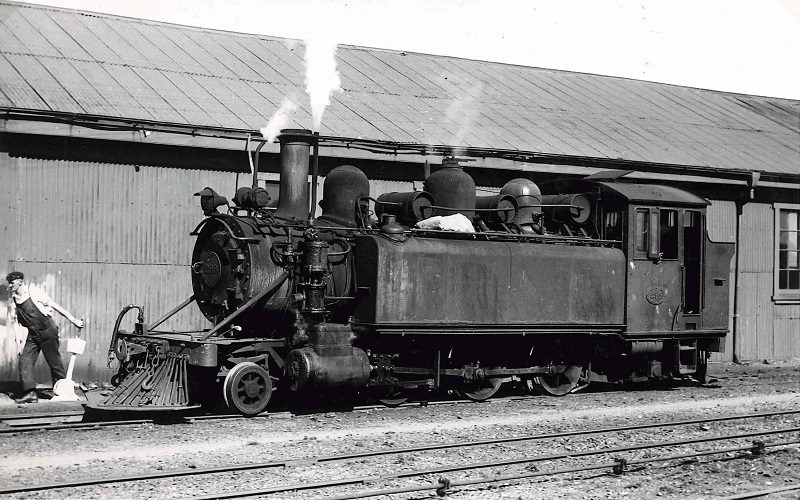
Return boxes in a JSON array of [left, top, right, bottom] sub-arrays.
[[2, 409, 798, 495]]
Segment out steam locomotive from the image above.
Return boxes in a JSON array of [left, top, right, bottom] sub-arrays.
[[99, 129, 734, 415]]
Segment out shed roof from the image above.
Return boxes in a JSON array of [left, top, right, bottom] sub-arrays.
[[0, 1, 798, 180]]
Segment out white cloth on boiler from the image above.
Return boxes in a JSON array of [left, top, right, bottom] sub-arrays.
[[414, 213, 475, 232]]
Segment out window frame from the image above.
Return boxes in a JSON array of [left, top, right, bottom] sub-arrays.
[[682, 209, 705, 311], [773, 203, 800, 304], [633, 207, 650, 259], [659, 208, 679, 261]]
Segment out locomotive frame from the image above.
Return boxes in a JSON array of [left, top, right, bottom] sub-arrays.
[[99, 129, 734, 415]]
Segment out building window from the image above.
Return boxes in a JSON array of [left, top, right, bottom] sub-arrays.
[[774, 204, 800, 303]]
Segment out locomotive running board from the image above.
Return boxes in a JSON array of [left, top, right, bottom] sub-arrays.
[[361, 324, 625, 336], [621, 329, 727, 339]]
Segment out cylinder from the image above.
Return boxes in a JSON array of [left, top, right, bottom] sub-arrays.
[[424, 161, 476, 219], [275, 129, 314, 221], [376, 191, 435, 224], [318, 165, 370, 227], [233, 186, 270, 210], [285, 347, 370, 391], [475, 194, 518, 224], [541, 193, 591, 224]]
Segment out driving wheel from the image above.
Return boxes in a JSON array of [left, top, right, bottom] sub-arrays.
[[223, 362, 272, 415], [531, 364, 582, 396], [457, 377, 504, 402]]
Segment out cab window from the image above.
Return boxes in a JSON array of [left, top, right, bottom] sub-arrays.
[[660, 209, 678, 260], [634, 209, 648, 257], [603, 210, 624, 241]]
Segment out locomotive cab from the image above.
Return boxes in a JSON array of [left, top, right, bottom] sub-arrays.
[[591, 181, 734, 379]]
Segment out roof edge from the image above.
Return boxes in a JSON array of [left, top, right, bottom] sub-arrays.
[[4, 107, 798, 186]]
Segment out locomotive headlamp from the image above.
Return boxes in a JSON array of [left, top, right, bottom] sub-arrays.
[[194, 187, 228, 215]]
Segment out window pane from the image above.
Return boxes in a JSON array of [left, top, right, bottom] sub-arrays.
[[788, 250, 799, 270], [776, 209, 800, 296], [605, 211, 622, 240], [635, 210, 648, 252], [684, 211, 697, 228], [660, 210, 678, 259], [790, 270, 800, 290]]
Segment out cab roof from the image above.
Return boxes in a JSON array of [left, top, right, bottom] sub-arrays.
[[596, 182, 710, 206]]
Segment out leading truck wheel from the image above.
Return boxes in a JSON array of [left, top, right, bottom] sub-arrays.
[[376, 386, 410, 407], [223, 362, 272, 415], [532, 365, 582, 396]]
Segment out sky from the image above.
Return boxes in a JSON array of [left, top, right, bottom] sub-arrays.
[[22, 0, 800, 99]]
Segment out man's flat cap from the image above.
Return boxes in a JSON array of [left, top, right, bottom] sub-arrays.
[[5, 271, 23, 283]]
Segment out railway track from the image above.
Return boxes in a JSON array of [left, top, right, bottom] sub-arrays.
[[0, 393, 556, 434], [2, 409, 798, 498], [0, 379, 720, 434]]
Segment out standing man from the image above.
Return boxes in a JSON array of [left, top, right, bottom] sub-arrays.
[[6, 272, 84, 404]]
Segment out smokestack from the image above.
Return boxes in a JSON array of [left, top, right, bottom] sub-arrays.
[[276, 129, 315, 221]]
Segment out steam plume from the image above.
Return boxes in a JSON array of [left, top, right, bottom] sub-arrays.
[[303, 37, 342, 131], [445, 80, 484, 152], [260, 97, 298, 143]]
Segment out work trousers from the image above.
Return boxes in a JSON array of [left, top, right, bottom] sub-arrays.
[[19, 327, 66, 392]]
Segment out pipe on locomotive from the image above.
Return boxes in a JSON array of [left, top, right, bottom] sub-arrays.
[[309, 131, 320, 225], [251, 138, 265, 190]]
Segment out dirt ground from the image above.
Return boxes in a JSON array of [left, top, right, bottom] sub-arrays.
[[1, 360, 799, 499]]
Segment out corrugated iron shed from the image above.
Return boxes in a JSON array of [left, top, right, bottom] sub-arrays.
[[0, 0, 798, 177]]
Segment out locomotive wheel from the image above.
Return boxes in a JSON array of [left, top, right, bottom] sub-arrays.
[[223, 362, 272, 416], [532, 364, 582, 396], [457, 377, 504, 402], [376, 386, 409, 407]]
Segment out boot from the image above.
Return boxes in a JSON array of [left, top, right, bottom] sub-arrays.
[[14, 390, 38, 404]]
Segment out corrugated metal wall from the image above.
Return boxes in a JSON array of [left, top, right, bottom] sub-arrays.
[[735, 202, 800, 361], [1, 153, 241, 383], [369, 179, 416, 199], [707, 200, 737, 362], [707, 200, 737, 243], [737, 203, 772, 360], [705, 199, 800, 362]]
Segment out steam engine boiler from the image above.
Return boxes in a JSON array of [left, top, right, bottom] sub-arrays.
[[100, 129, 734, 415]]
